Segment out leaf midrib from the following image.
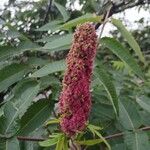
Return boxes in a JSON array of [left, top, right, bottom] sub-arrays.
[[121, 103, 134, 129], [18, 104, 49, 134], [5, 85, 39, 134], [135, 132, 139, 150]]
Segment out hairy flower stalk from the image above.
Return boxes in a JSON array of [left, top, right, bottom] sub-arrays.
[[59, 23, 97, 136]]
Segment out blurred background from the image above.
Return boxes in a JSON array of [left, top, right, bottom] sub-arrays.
[[0, 1, 150, 149], [0, 0, 150, 57]]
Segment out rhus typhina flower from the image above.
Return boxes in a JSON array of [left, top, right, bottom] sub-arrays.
[[59, 23, 97, 136]]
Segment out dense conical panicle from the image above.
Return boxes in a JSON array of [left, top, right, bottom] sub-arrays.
[[59, 23, 97, 136]]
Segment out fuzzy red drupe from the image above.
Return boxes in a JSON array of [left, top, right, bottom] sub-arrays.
[[59, 23, 97, 136]]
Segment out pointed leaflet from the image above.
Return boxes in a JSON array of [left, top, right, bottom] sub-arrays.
[[124, 131, 150, 150], [43, 45, 70, 53], [27, 57, 49, 68], [118, 99, 142, 130], [35, 20, 63, 31], [93, 131, 110, 149], [43, 34, 72, 50], [112, 18, 146, 64], [11, 80, 40, 118], [39, 75, 60, 91], [46, 118, 60, 126], [39, 138, 58, 147], [31, 60, 66, 77], [54, 2, 70, 22], [0, 138, 20, 150], [18, 99, 55, 136], [139, 109, 150, 126], [39, 134, 63, 147], [1, 82, 40, 135], [5, 22, 29, 40], [0, 46, 18, 61], [101, 37, 144, 79], [136, 96, 150, 113], [76, 139, 103, 146], [11, 80, 37, 104], [60, 14, 102, 30], [56, 135, 64, 150], [92, 100, 116, 121], [94, 62, 119, 116], [36, 34, 63, 42], [0, 41, 39, 62], [88, 124, 110, 150], [0, 63, 28, 92], [0, 102, 18, 135], [91, 102, 115, 123]]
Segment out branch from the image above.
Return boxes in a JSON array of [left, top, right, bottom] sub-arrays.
[[105, 126, 150, 140], [43, 0, 53, 24], [95, 0, 149, 29], [98, 5, 112, 38], [114, 0, 149, 14], [17, 136, 45, 142], [17, 126, 150, 142]]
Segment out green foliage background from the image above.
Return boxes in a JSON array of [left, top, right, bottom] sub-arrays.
[[0, 0, 150, 149]]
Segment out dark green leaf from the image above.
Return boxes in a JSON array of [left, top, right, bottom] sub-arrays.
[[112, 18, 146, 64], [1, 83, 39, 135], [101, 37, 144, 79], [36, 34, 63, 43], [60, 14, 102, 30], [6, 24, 28, 40], [45, 45, 70, 52], [10, 80, 39, 107], [0, 41, 39, 62], [39, 75, 60, 91], [91, 103, 115, 123], [0, 63, 28, 92], [88, 124, 110, 149], [94, 62, 119, 116], [136, 96, 150, 113], [54, 2, 70, 22], [36, 20, 63, 31], [118, 99, 141, 130], [31, 60, 66, 77], [27, 57, 49, 67], [43, 34, 72, 50], [124, 131, 150, 150], [0, 102, 18, 135], [18, 99, 54, 136], [17, 41, 40, 51], [0, 138, 20, 150], [139, 110, 150, 126]]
